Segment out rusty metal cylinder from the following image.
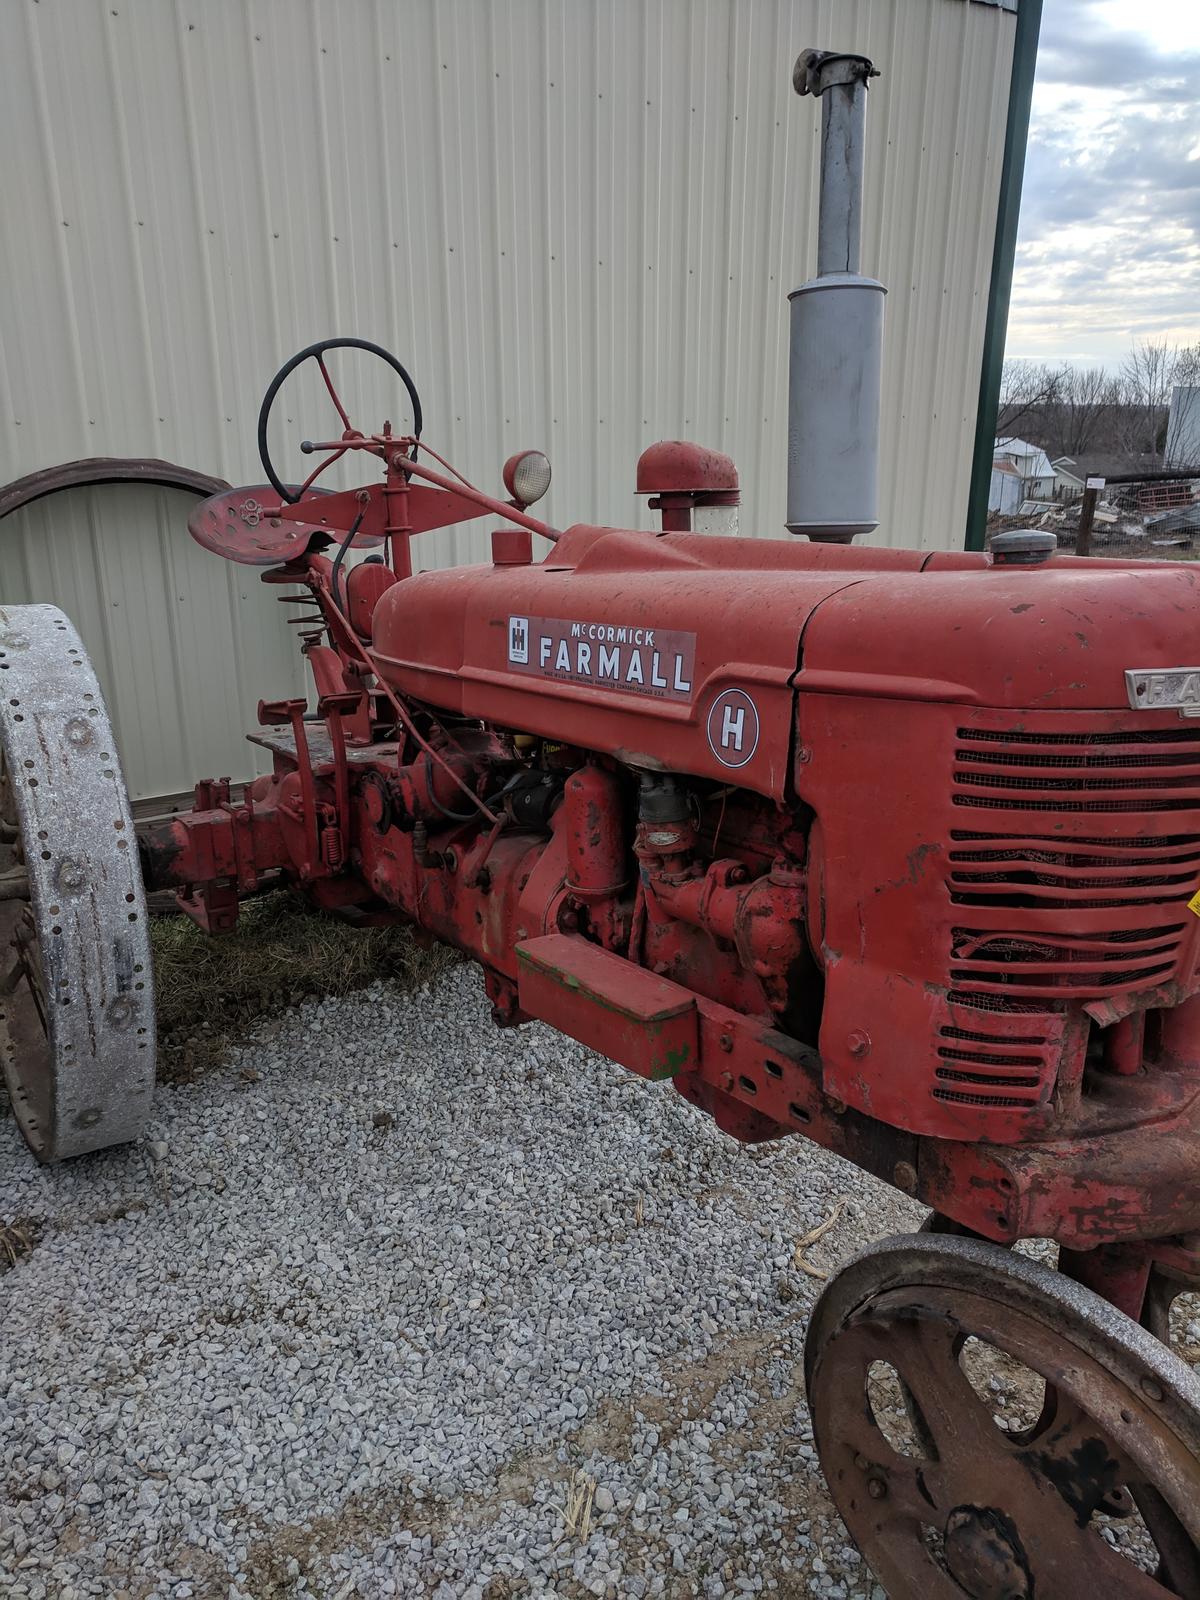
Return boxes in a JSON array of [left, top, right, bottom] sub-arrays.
[[564, 765, 628, 899], [1104, 1011, 1145, 1076]]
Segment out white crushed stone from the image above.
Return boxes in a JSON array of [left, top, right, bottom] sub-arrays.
[[0, 964, 918, 1599]]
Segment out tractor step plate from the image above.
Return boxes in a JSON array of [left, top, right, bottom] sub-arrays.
[[516, 933, 697, 1081]]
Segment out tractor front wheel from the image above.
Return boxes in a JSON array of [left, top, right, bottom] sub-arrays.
[[805, 1232, 1200, 1599]]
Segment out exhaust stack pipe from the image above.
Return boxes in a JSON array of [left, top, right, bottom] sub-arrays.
[[787, 49, 884, 543]]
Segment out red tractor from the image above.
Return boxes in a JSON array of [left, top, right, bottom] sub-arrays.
[[4, 49, 1200, 1599]]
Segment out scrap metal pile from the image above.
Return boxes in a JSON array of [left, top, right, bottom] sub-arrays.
[[4, 47, 1200, 1599], [1021, 474, 1200, 556]]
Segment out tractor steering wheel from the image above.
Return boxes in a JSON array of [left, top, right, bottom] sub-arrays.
[[256, 337, 424, 505]]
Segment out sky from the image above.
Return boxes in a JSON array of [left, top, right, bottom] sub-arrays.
[[1006, 0, 1200, 366]]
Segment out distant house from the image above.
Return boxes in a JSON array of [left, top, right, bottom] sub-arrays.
[[1052, 457, 1091, 500], [990, 437, 1055, 507]]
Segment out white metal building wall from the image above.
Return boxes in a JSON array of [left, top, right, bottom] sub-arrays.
[[0, 0, 1016, 803]]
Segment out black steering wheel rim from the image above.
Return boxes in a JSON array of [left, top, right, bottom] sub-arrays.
[[256, 337, 424, 505]]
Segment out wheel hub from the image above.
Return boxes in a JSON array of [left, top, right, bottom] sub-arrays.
[[944, 1505, 1030, 1600]]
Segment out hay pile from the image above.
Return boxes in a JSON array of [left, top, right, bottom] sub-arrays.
[[151, 891, 458, 1081]]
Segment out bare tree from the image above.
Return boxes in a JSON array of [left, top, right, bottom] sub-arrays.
[[997, 360, 1063, 441], [997, 341, 1200, 468], [1115, 341, 1200, 461], [1045, 366, 1121, 460]]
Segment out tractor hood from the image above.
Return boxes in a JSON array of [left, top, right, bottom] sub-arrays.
[[372, 525, 1200, 802], [797, 556, 1200, 712]]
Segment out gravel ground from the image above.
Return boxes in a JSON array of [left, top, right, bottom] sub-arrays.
[[2, 963, 923, 1599]]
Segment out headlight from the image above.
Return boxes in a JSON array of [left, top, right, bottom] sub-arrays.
[[503, 449, 552, 507]]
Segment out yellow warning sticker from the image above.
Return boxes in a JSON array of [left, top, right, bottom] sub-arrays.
[[1189, 889, 1200, 918]]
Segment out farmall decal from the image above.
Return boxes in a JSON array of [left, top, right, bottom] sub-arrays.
[[507, 616, 695, 702]]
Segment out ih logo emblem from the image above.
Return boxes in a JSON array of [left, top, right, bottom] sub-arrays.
[[706, 688, 760, 769], [508, 616, 530, 665]]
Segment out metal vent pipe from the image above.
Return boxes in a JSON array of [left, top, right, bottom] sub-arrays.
[[786, 49, 885, 542]]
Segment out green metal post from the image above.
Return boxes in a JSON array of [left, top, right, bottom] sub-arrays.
[[964, 0, 1044, 550]]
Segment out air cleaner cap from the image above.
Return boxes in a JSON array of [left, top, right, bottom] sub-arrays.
[[989, 529, 1057, 567]]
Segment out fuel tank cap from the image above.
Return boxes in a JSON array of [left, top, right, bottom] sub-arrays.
[[989, 529, 1057, 566]]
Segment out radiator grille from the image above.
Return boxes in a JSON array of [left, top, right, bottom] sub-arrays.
[[945, 725, 1200, 1015]]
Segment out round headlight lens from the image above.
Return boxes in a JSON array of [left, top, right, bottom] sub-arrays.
[[503, 450, 552, 507]]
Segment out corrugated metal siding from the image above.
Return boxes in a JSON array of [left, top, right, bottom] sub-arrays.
[[0, 0, 1014, 802]]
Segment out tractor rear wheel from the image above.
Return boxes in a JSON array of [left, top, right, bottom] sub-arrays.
[[0, 604, 155, 1161], [805, 1232, 1200, 1599]]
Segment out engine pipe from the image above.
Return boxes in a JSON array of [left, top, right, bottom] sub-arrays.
[[563, 765, 630, 950], [787, 49, 885, 544]]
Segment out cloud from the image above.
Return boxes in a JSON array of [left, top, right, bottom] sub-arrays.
[[1007, 0, 1200, 362]]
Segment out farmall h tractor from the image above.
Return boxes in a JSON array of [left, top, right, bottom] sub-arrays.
[[4, 48, 1200, 1598]]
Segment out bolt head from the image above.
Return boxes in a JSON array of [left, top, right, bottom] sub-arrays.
[[893, 1161, 918, 1195], [56, 859, 86, 890], [847, 1030, 871, 1057], [867, 1477, 887, 1500]]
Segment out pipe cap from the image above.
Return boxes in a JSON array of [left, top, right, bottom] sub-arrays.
[[794, 49, 879, 97], [989, 529, 1058, 566]]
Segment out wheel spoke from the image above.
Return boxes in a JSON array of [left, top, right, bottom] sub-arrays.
[[1134, 1484, 1200, 1600], [315, 353, 352, 431], [873, 1458, 954, 1524], [814, 1351, 955, 1520], [888, 1315, 1008, 1464], [1015, 1391, 1123, 1523], [1071, 1517, 1189, 1600]]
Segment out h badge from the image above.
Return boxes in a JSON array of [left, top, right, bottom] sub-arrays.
[[706, 688, 760, 769]]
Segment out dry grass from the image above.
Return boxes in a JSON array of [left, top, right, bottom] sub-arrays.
[[151, 890, 459, 1082], [556, 1468, 597, 1544], [0, 1217, 40, 1272]]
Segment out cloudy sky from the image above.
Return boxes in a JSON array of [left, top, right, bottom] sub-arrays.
[[1007, 0, 1200, 365]]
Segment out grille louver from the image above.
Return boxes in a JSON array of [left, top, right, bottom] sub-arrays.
[[951, 726, 1200, 814], [944, 726, 1200, 1019]]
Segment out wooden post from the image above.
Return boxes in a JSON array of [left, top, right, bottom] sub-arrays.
[[1076, 475, 1104, 557]]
